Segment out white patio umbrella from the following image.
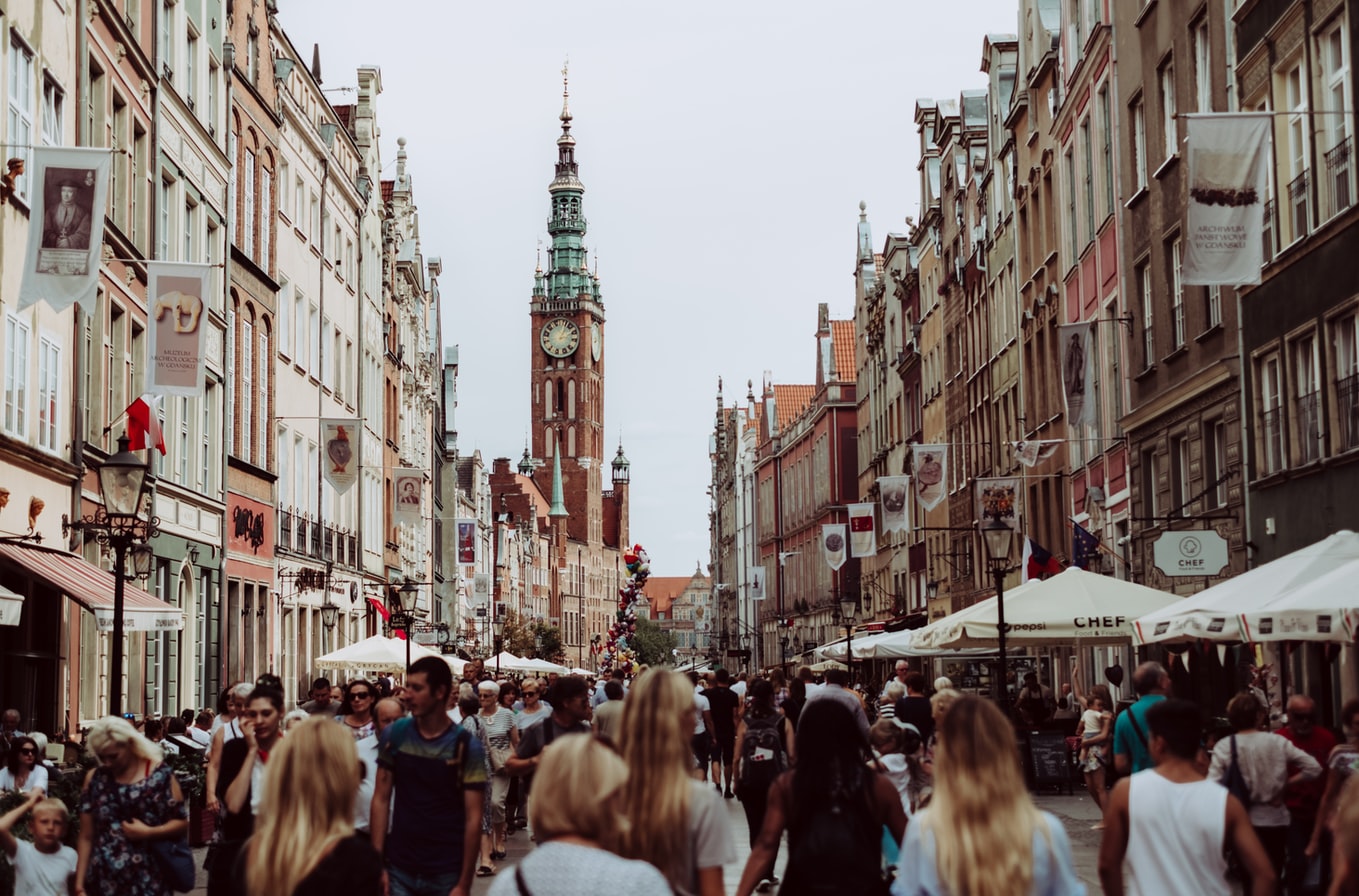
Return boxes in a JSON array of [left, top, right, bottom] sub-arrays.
[[487, 651, 543, 673], [315, 634, 442, 672], [568, 667, 594, 676], [521, 657, 570, 674], [914, 568, 1179, 650], [1133, 530, 1359, 645], [1236, 558, 1359, 643]]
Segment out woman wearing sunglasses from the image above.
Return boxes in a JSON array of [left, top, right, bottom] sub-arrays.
[[1, 736, 48, 796], [338, 680, 379, 837]]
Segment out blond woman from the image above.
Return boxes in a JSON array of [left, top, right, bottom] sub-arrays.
[[487, 735, 669, 896], [236, 716, 382, 896], [892, 695, 1083, 895], [619, 669, 735, 896]]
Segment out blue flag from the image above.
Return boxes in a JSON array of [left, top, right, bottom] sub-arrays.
[[1072, 522, 1100, 570]]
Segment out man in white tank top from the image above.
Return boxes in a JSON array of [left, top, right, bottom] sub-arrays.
[[1098, 698, 1277, 896]]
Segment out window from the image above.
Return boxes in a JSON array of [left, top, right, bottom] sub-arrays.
[[1207, 285, 1222, 330], [321, 316, 332, 389], [41, 77, 63, 146], [1099, 85, 1113, 217], [160, 1, 174, 75], [1284, 60, 1310, 239], [1293, 333, 1322, 463], [1064, 148, 1077, 259], [1258, 353, 1285, 475], [1170, 436, 1191, 517], [309, 303, 320, 374], [1141, 450, 1160, 521], [1159, 62, 1177, 160], [258, 327, 269, 466], [259, 165, 272, 269], [111, 95, 127, 229], [1334, 310, 1359, 452], [310, 193, 319, 243], [241, 315, 253, 464], [1081, 118, 1094, 242], [1139, 262, 1154, 367], [226, 307, 235, 454], [1168, 238, 1186, 348], [208, 59, 219, 134], [186, 31, 198, 102], [243, 149, 256, 259], [8, 37, 35, 201], [295, 177, 305, 232], [1203, 419, 1227, 507], [1130, 96, 1148, 193], [278, 277, 292, 358], [177, 397, 189, 483], [4, 316, 30, 436], [1319, 21, 1353, 218], [159, 178, 172, 259], [201, 384, 212, 491], [1192, 17, 1211, 113], [184, 199, 197, 261]]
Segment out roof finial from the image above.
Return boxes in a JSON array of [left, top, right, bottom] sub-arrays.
[[560, 57, 572, 127], [536, 239, 542, 272]]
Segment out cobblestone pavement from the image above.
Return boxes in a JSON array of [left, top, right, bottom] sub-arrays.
[[189, 791, 1109, 894]]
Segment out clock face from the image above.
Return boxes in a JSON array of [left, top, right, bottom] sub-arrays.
[[591, 322, 602, 362], [540, 318, 580, 358]]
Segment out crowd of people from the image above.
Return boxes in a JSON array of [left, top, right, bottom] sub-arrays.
[[0, 656, 1358, 895]]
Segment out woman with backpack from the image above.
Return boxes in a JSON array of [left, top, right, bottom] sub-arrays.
[[733, 679, 796, 893], [734, 699, 906, 896]]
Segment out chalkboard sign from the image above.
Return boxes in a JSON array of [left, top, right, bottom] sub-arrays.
[[1025, 731, 1073, 794]]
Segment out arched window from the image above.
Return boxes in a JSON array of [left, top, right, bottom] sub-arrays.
[[544, 378, 553, 417], [567, 380, 576, 419], [545, 428, 554, 458], [568, 426, 576, 457], [556, 379, 565, 415]]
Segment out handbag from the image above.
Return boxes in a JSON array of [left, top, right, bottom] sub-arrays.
[[1221, 735, 1253, 808], [149, 835, 197, 892]]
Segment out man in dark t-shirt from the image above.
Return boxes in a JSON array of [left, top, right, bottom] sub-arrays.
[[893, 671, 934, 744], [506, 675, 592, 775], [702, 668, 741, 798]]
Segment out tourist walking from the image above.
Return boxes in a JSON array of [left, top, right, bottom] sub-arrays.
[[1308, 698, 1359, 871], [235, 717, 382, 896], [893, 695, 1080, 896], [211, 685, 285, 896], [75, 716, 189, 896], [1113, 662, 1171, 776], [620, 669, 736, 896], [1, 789, 77, 896], [1100, 698, 1276, 896], [338, 679, 379, 835], [477, 680, 518, 865], [371, 656, 486, 896], [487, 734, 671, 896], [735, 699, 905, 896], [702, 669, 742, 797], [733, 678, 794, 892], [1275, 694, 1336, 892]]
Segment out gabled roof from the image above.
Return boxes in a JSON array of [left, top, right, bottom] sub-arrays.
[[334, 104, 355, 135], [512, 473, 552, 524], [773, 384, 815, 430], [831, 320, 856, 382], [381, 180, 395, 204], [643, 576, 695, 618]]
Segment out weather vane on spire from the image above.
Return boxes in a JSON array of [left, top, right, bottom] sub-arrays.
[[562, 57, 570, 95]]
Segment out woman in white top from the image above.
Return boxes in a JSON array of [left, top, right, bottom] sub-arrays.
[[0, 736, 49, 795], [1209, 691, 1321, 888], [487, 734, 670, 896]]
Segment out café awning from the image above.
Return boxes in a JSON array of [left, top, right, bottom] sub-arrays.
[[0, 542, 183, 631]]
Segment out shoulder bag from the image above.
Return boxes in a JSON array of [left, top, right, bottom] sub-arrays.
[[114, 765, 195, 892], [1221, 735, 1253, 808]]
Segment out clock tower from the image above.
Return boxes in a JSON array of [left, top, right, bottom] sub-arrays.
[[530, 72, 606, 545]]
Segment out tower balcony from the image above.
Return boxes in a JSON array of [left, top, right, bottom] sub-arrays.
[[548, 215, 588, 232]]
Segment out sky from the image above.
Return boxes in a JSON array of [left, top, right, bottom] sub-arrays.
[[279, 0, 1020, 576]]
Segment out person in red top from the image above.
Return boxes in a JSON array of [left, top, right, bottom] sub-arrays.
[[1276, 693, 1336, 893]]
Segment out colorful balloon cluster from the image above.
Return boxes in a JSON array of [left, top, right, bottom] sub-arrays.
[[598, 544, 651, 677]]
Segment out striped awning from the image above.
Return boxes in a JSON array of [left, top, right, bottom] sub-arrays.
[[0, 542, 183, 631]]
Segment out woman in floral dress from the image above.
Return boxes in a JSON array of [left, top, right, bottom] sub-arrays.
[[76, 716, 188, 896]]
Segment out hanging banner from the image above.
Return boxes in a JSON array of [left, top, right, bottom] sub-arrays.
[[976, 476, 1020, 541], [321, 419, 360, 494], [877, 475, 911, 533], [1059, 322, 1095, 429], [18, 147, 111, 315], [749, 565, 767, 601], [393, 469, 423, 525], [821, 524, 848, 571], [1012, 440, 1061, 468], [1183, 113, 1273, 285], [147, 262, 212, 397], [455, 518, 478, 565], [913, 444, 947, 512], [848, 503, 877, 558], [472, 572, 491, 606]]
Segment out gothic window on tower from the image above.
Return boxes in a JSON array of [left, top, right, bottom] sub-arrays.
[[545, 428, 554, 458], [544, 380, 553, 417], [557, 379, 565, 414], [568, 426, 576, 457], [568, 380, 576, 418]]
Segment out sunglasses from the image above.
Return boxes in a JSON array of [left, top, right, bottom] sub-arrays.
[[349, 692, 373, 700], [19, 748, 36, 755], [523, 691, 538, 697]]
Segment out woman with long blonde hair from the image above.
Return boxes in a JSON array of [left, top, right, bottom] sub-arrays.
[[238, 716, 382, 896], [892, 695, 1082, 895], [619, 669, 735, 896]]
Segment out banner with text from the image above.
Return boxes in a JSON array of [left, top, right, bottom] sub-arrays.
[[18, 147, 111, 315], [1183, 113, 1272, 285], [877, 475, 911, 533], [147, 262, 212, 397], [848, 503, 877, 558], [1059, 322, 1095, 429], [393, 469, 423, 525], [822, 524, 848, 571], [913, 444, 947, 512], [321, 419, 360, 494]]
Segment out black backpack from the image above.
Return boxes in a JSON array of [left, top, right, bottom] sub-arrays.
[[782, 775, 888, 896], [737, 713, 787, 788]]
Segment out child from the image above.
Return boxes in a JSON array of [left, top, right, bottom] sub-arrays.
[[0, 790, 77, 896], [1077, 694, 1111, 766]]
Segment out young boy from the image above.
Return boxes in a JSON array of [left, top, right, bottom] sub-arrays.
[[0, 790, 78, 896]]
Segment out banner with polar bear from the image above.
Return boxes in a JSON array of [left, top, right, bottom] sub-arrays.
[[147, 262, 213, 397], [1182, 113, 1272, 285]]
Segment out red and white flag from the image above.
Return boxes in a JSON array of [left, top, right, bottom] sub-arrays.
[[125, 394, 166, 455], [848, 503, 877, 558]]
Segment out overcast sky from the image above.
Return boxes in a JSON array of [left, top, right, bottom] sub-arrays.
[[280, 0, 1019, 576]]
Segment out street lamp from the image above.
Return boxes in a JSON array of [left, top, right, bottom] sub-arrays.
[[63, 435, 159, 718], [387, 579, 423, 673], [980, 517, 1016, 715], [838, 594, 857, 683], [492, 610, 506, 678]]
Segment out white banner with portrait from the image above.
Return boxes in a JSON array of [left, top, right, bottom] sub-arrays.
[[321, 419, 360, 494], [1059, 322, 1095, 429], [1183, 113, 1273, 285], [147, 262, 212, 397], [877, 475, 911, 533], [913, 445, 947, 512], [393, 469, 423, 525], [18, 146, 111, 314]]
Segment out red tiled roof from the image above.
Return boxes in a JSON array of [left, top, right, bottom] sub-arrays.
[[333, 104, 355, 135], [512, 473, 552, 526], [773, 384, 815, 430], [831, 320, 856, 381], [643, 576, 694, 618], [381, 180, 395, 204]]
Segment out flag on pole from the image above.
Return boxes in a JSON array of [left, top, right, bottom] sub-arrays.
[[1012, 440, 1061, 467], [366, 595, 404, 639], [124, 395, 166, 455], [18, 147, 111, 314], [1022, 538, 1063, 583], [848, 503, 877, 558], [1073, 521, 1101, 570]]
